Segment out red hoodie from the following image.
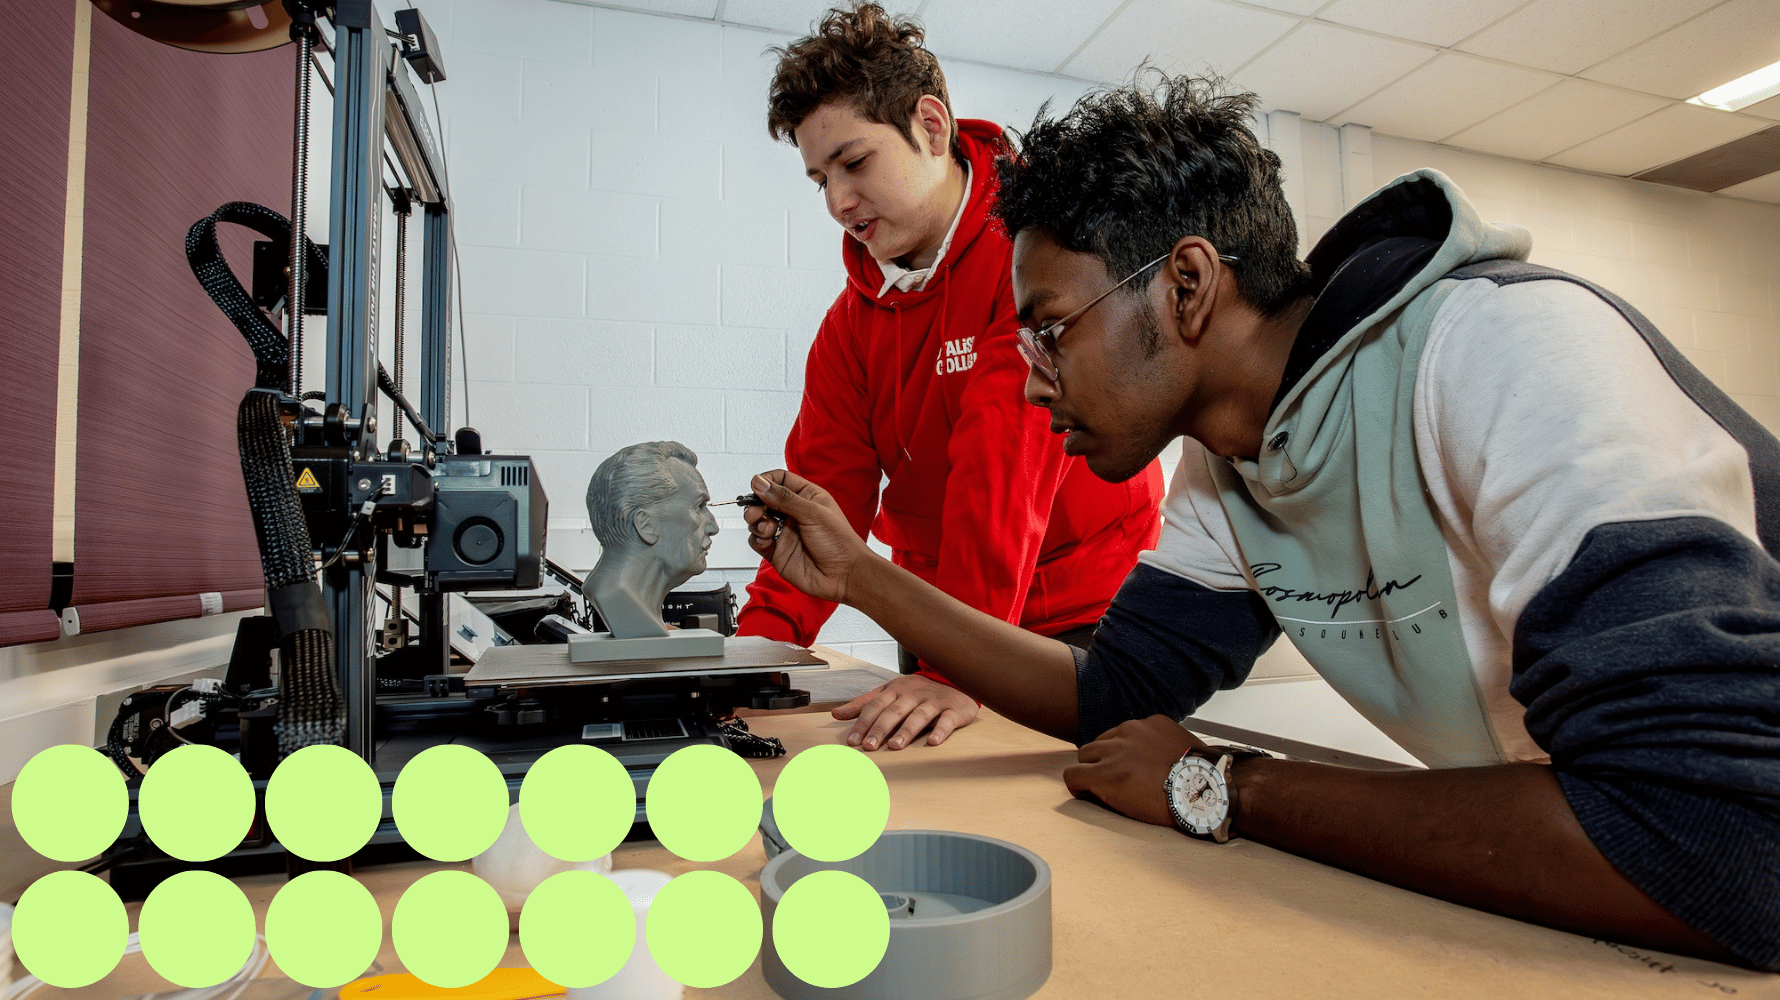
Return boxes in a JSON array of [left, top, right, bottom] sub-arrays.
[[738, 120, 1164, 675]]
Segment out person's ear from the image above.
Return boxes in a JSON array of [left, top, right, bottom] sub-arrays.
[[631, 508, 660, 546], [1160, 238, 1222, 346], [912, 94, 952, 158]]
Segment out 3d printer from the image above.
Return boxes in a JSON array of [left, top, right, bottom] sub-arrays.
[[94, 0, 814, 896]]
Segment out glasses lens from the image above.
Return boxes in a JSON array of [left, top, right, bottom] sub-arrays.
[[1015, 328, 1057, 382]]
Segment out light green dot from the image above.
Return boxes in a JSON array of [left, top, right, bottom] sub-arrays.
[[138, 743, 255, 862], [392, 745, 508, 862], [644, 745, 760, 862], [518, 745, 632, 863], [772, 871, 889, 988], [773, 745, 889, 862], [518, 871, 634, 987], [645, 871, 760, 989], [139, 870, 256, 988], [266, 871, 382, 988], [266, 745, 381, 863], [13, 745, 128, 862], [13, 871, 127, 987], [391, 870, 508, 988]]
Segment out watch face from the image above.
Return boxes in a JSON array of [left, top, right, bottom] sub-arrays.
[[1168, 756, 1226, 836]]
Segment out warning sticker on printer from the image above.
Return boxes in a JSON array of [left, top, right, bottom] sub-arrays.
[[294, 467, 321, 491]]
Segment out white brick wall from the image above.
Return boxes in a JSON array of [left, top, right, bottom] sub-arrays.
[[413, 0, 1780, 668], [410, 0, 1100, 661]]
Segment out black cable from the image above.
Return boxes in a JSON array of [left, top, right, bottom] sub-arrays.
[[716, 717, 786, 759]]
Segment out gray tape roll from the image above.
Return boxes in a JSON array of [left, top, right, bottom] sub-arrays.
[[759, 830, 1052, 1000]]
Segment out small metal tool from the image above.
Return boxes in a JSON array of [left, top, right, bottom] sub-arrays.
[[709, 494, 767, 508]]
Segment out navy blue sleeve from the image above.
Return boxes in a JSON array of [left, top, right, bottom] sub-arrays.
[[1512, 516, 1780, 970], [1073, 563, 1280, 746]]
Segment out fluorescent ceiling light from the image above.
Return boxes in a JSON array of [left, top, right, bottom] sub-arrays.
[[1689, 59, 1780, 112]]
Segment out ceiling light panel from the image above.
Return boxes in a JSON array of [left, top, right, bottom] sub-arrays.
[[1690, 59, 1780, 113], [920, 0, 1127, 76], [1059, 0, 1296, 84], [1443, 78, 1667, 162], [1455, 0, 1716, 76], [1231, 22, 1435, 122], [1546, 102, 1769, 176], [1580, 0, 1780, 101], [1315, 0, 1528, 48], [1335, 52, 1558, 140]]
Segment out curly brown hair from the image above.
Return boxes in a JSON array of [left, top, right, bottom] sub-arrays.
[[766, 2, 956, 153]]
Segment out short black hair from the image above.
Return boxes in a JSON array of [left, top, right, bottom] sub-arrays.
[[994, 73, 1312, 317]]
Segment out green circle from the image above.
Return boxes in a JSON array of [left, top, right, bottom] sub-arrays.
[[137, 743, 256, 862], [772, 871, 890, 988], [644, 745, 761, 862], [13, 871, 127, 987], [645, 871, 760, 989], [517, 871, 634, 987], [391, 870, 508, 988], [518, 745, 633, 863], [13, 745, 128, 862], [139, 870, 256, 988], [392, 745, 508, 862], [266, 871, 382, 987], [266, 745, 382, 863], [773, 745, 889, 862]]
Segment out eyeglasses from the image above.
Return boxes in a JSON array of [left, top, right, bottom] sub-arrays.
[[1015, 250, 1240, 385]]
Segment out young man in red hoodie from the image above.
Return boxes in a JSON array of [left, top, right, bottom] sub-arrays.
[[738, 2, 1165, 752]]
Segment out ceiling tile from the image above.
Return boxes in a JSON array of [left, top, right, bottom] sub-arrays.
[[1745, 94, 1780, 122], [1235, 0, 1328, 14], [1059, 0, 1298, 84], [1316, 0, 1527, 48], [1579, 0, 1780, 101], [1715, 170, 1780, 204], [718, 0, 920, 36], [920, 0, 1126, 76], [1230, 22, 1435, 122], [1546, 102, 1769, 176], [1334, 53, 1559, 140], [606, 0, 721, 17], [1456, 0, 1716, 76], [1445, 79, 1668, 162]]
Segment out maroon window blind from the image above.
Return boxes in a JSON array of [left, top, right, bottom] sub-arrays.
[[0, 1, 76, 646], [63, 12, 295, 635]]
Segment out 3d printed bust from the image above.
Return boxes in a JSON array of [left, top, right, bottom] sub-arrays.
[[583, 441, 720, 640]]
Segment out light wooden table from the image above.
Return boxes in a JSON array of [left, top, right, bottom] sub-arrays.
[[10, 656, 1777, 999]]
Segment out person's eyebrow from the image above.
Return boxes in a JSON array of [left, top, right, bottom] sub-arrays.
[[806, 138, 864, 178], [1016, 289, 1060, 328]]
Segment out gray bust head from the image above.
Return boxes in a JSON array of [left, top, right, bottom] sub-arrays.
[[583, 441, 719, 637]]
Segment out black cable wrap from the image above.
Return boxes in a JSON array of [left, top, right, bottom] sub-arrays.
[[185, 201, 326, 391], [195, 201, 345, 758]]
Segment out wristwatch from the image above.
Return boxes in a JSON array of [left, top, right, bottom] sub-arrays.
[[1164, 745, 1268, 842]]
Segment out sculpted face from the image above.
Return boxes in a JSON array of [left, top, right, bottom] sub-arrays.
[[645, 459, 719, 586]]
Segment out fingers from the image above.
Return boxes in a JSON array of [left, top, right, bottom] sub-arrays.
[[925, 707, 964, 746], [1062, 760, 1097, 799], [830, 687, 881, 721], [751, 472, 833, 520], [884, 701, 944, 751]]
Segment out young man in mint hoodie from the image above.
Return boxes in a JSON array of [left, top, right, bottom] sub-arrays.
[[743, 75, 1780, 970], [736, 3, 1165, 752]]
